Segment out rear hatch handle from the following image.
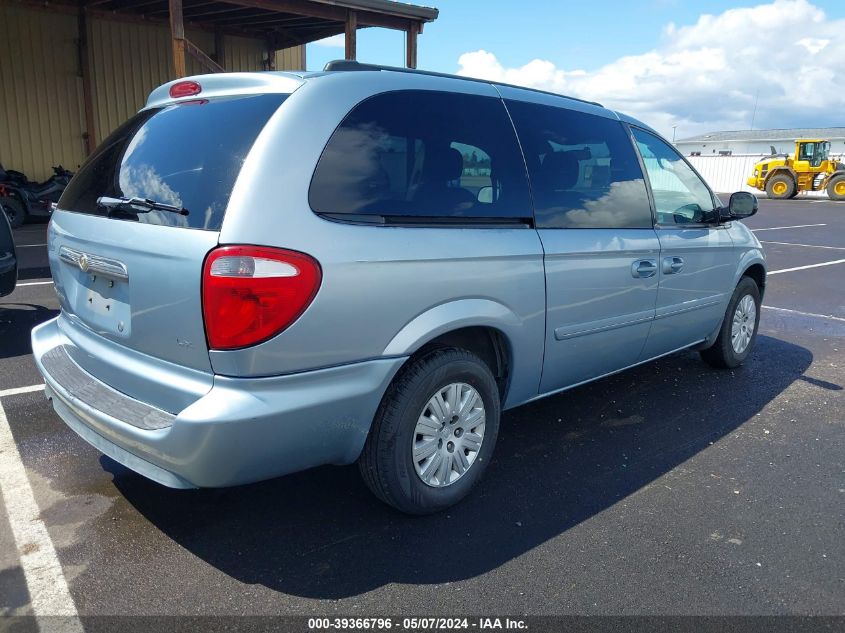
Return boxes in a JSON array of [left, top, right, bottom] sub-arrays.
[[59, 246, 129, 281]]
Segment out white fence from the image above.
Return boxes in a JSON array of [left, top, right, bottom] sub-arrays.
[[687, 154, 844, 195], [687, 155, 760, 194]]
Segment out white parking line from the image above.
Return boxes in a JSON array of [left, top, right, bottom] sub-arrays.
[[766, 306, 845, 323], [751, 223, 827, 232], [0, 384, 44, 399], [16, 280, 54, 287], [0, 400, 83, 628], [761, 240, 845, 251], [768, 259, 845, 275]]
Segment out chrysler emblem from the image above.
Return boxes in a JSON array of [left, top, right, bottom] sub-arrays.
[[78, 254, 90, 272]]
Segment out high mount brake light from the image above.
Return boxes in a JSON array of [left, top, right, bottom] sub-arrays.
[[202, 246, 322, 350], [169, 81, 202, 99]]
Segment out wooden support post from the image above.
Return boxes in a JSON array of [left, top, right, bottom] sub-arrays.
[[345, 9, 357, 61], [406, 22, 418, 69], [77, 5, 97, 154], [169, 0, 186, 78]]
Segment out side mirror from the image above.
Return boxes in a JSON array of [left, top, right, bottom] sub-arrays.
[[722, 191, 758, 220], [658, 157, 675, 171], [477, 186, 493, 204]]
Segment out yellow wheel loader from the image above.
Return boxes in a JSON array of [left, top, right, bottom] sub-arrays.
[[747, 139, 845, 201]]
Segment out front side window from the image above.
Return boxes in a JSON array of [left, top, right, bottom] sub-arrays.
[[799, 142, 816, 163], [309, 90, 532, 222], [505, 100, 653, 229], [632, 128, 717, 225]]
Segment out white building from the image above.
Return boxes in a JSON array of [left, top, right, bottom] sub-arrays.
[[675, 127, 845, 157]]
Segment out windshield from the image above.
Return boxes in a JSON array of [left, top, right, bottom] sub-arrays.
[[59, 94, 286, 231]]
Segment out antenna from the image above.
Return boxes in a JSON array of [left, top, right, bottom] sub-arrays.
[[750, 89, 759, 131]]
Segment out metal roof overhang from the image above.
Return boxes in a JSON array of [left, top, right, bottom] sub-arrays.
[[9, 0, 438, 48]]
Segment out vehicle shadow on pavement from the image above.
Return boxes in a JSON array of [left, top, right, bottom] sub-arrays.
[[0, 304, 58, 360], [15, 266, 52, 282], [111, 334, 811, 599]]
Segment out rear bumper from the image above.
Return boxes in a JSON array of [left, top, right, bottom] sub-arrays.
[[32, 317, 405, 488]]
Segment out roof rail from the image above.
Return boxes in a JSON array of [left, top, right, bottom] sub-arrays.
[[322, 60, 603, 108]]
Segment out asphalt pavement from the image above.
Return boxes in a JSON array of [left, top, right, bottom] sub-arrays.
[[0, 199, 842, 622]]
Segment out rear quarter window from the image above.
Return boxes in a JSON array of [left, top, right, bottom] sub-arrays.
[[309, 90, 532, 223], [59, 94, 286, 231]]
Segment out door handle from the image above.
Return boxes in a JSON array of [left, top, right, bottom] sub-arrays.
[[662, 256, 685, 275], [631, 259, 657, 278]]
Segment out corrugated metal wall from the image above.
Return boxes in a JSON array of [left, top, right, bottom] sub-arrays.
[[88, 18, 174, 145], [275, 45, 305, 71], [0, 4, 86, 181], [86, 21, 276, 141], [1, 3, 303, 180]]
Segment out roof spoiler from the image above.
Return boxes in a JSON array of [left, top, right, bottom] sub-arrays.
[[146, 72, 305, 109]]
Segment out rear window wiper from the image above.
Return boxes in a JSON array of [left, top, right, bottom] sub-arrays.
[[97, 196, 189, 216]]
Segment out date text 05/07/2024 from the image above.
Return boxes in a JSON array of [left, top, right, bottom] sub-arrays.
[[307, 617, 528, 630]]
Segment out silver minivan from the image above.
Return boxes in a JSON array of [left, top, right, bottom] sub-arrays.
[[32, 62, 765, 514]]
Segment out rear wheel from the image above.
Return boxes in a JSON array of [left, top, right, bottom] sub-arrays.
[[827, 174, 845, 201], [359, 348, 500, 514], [700, 277, 761, 369], [0, 197, 25, 228], [765, 174, 794, 200]]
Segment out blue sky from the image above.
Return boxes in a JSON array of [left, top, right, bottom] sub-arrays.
[[308, 0, 837, 72], [305, 1, 845, 138]]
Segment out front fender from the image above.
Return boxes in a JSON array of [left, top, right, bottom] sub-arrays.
[[765, 166, 797, 184], [383, 298, 544, 409], [734, 248, 767, 300]]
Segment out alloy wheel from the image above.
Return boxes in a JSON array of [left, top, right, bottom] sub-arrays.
[[731, 294, 757, 354], [412, 382, 486, 487]]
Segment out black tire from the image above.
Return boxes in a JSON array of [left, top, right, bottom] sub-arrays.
[[788, 189, 799, 199], [0, 197, 26, 229], [765, 174, 794, 200], [700, 277, 761, 369], [827, 174, 845, 201], [359, 347, 501, 515]]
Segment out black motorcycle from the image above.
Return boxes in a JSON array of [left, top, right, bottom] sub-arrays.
[[0, 164, 74, 228]]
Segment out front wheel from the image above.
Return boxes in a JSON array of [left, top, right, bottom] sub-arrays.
[[359, 348, 501, 514], [765, 174, 794, 200], [700, 277, 761, 369]]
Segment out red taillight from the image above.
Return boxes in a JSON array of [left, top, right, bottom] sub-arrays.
[[202, 246, 322, 350], [169, 80, 202, 98]]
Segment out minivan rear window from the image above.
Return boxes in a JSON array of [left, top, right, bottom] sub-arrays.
[[59, 94, 286, 231]]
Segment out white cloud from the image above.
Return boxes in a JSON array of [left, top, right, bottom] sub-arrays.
[[312, 34, 345, 48], [796, 37, 829, 54], [456, 0, 845, 139]]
